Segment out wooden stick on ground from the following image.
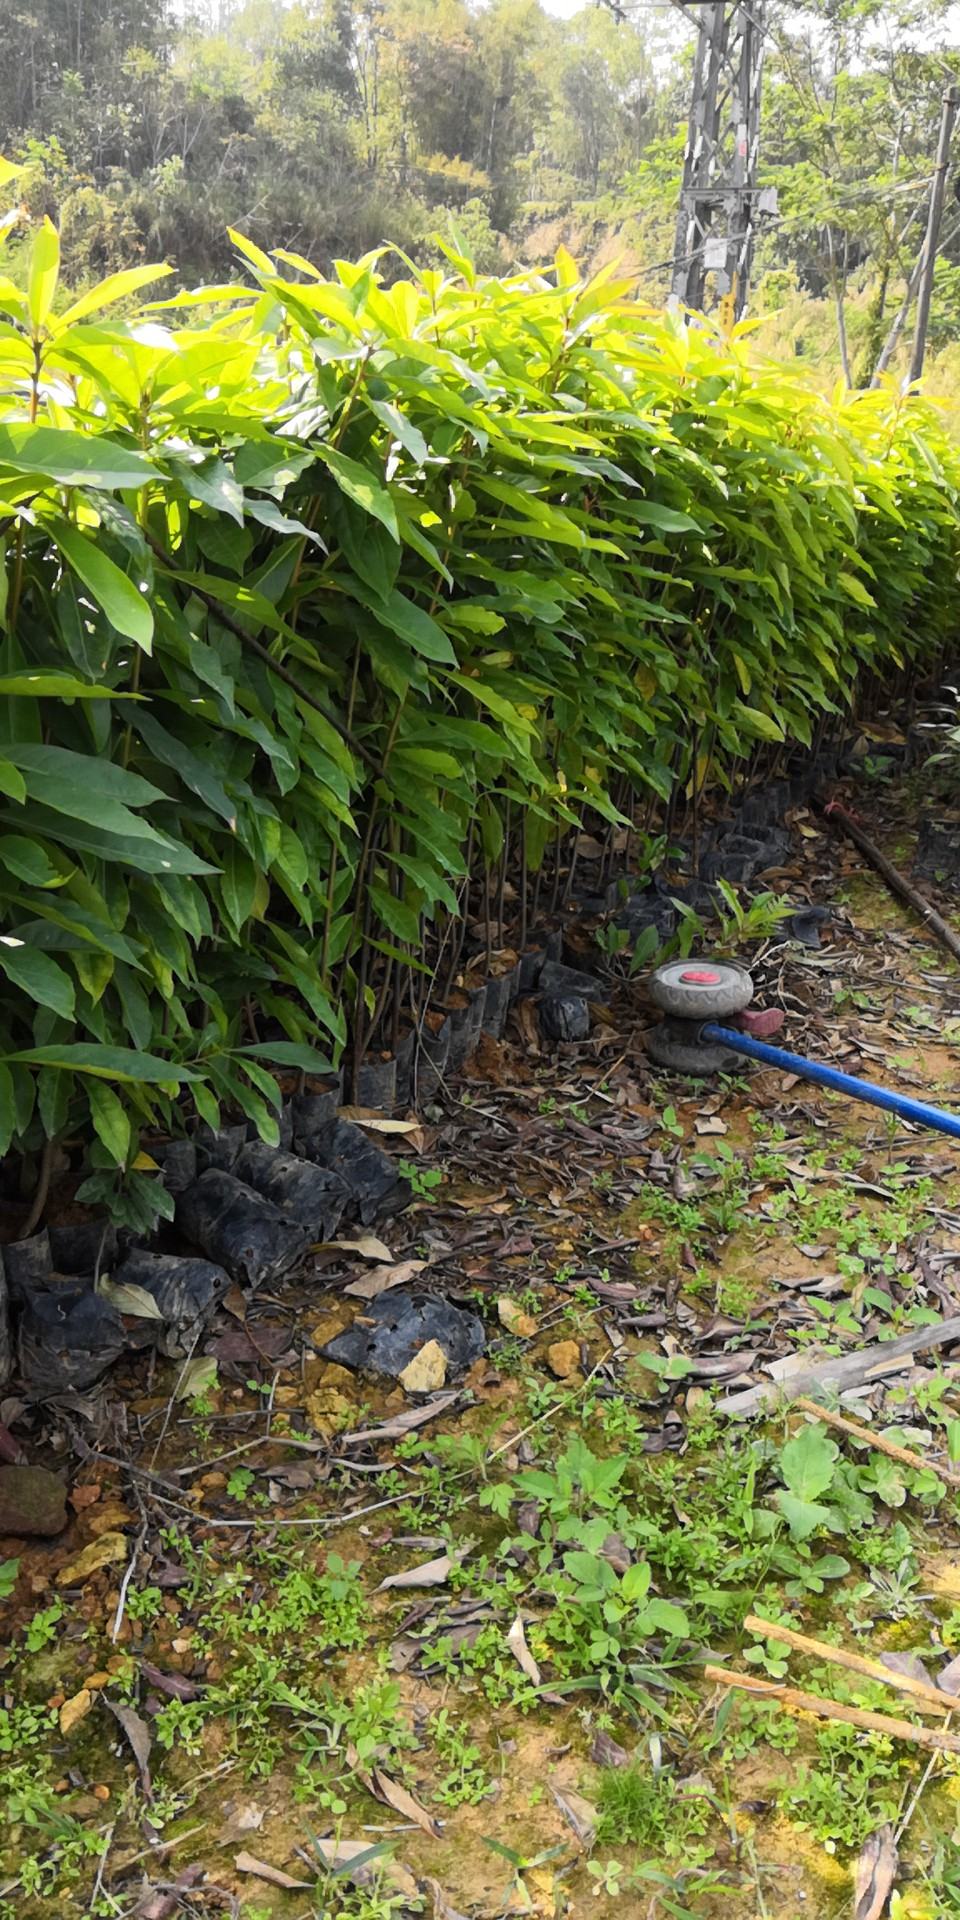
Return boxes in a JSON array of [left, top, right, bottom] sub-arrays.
[[704, 1665, 960, 1754], [793, 1396, 960, 1491], [743, 1613, 956, 1716], [822, 799, 960, 968], [718, 1314, 960, 1417]]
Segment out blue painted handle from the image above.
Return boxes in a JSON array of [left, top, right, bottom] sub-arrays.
[[703, 1022, 960, 1141]]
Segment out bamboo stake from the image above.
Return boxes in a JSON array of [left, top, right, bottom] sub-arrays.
[[704, 1666, 960, 1753], [793, 1396, 960, 1491], [743, 1614, 956, 1716]]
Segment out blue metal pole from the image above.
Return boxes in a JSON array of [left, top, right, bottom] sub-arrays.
[[702, 1023, 960, 1142]]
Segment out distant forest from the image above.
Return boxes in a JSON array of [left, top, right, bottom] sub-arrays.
[[6, 0, 960, 368]]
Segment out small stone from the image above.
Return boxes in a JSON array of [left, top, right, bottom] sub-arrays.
[[0, 1465, 68, 1538], [59, 1689, 94, 1736], [497, 1298, 537, 1339], [547, 1340, 581, 1380], [398, 1339, 448, 1395], [57, 1531, 128, 1587]]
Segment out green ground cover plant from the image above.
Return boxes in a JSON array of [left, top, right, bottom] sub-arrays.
[[2, 193, 960, 1185]]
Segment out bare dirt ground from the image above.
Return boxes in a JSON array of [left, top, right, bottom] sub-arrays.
[[6, 771, 960, 1920]]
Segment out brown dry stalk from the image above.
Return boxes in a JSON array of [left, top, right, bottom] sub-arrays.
[[743, 1613, 956, 1716], [704, 1665, 960, 1753], [793, 1396, 960, 1489]]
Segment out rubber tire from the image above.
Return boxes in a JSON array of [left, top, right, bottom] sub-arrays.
[[645, 1019, 735, 1077], [648, 959, 754, 1019]]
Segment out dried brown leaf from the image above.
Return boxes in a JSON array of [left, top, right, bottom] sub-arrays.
[[234, 1851, 312, 1891], [371, 1766, 443, 1837], [853, 1824, 899, 1920], [379, 1553, 453, 1591], [319, 1234, 394, 1262], [550, 1784, 597, 1847], [104, 1699, 153, 1800], [345, 1258, 428, 1300], [310, 1838, 418, 1897], [507, 1613, 541, 1686]]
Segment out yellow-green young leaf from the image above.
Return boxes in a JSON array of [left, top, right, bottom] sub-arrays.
[[74, 950, 115, 1005], [227, 228, 276, 277], [48, 518, 153, 652], [837, 571, 877, 610], [28, 218, 60, 333], [54, 264, 174, 331], [0, 157, 25, 190], [87, 1080, 131, 1166], [732, 702, 785, 743]]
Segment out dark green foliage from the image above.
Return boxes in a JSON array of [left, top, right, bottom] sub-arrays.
[[1, 217, 959, 1182]]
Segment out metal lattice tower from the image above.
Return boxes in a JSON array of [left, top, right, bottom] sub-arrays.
[[671, 0, 766, 318]]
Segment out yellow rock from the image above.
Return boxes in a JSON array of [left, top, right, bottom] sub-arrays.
[[930, 1566, 960, 1600], [310, 1315, 348, 1350], [57, 1532, 128, 1586], [59, 1689, 94, 1736], [547, 1339, 581, 1380], [304, 1388, 355, 1435], [399, 1339, 447, 1394], [497, 1297, 537, 1339], [87, 1504, 134, 1537]]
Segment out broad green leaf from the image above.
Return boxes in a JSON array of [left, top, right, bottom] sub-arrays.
[[779, 1423, 838, 1502], [731, 702, 785, 744], [0, 938, 74, 1018], [28, 218, 59, 331], [775, 1491, 834, 1542], [48, 518, 153, 651], [0, 424, 153, 489], [641, 1597, 689, 1636], [0, 760, 26, 803], [0, 673, 134, 699], [316, 447, 399, 540], [561, 1550, 617, 1595], [631, 501, 702, 534], [87, 1080, 131, 1165], [0, 835, 63, 887], [55, 263, 174, 330], [5, 1044, 198, 1082]]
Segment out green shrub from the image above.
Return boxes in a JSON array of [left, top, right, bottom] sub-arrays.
[[0, 197, 958, 1191]]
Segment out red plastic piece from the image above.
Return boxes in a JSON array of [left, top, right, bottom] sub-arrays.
[[680, 968, 722, 984], [738, 1007, 785, 1039]]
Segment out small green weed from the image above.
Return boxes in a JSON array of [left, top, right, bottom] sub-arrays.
[[398, 1160, 443, 1199]]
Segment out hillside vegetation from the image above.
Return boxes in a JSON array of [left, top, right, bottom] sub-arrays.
[[5, 0, 960, 385]]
